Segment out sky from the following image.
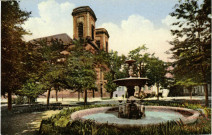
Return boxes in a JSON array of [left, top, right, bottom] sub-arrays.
[[19, 0, 179, 61]]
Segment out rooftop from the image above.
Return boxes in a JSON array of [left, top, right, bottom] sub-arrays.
[[96, 28, 110, 38], [72, 6, 97, 21], [29, 33, 72, 45]]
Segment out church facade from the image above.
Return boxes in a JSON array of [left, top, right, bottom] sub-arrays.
[[36, 6, 110, 99]]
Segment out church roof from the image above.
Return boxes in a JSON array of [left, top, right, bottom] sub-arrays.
[[29, 33, 73, 45], [96, 28, 110, 38]]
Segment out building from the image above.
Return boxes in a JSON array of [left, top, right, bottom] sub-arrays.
[[183, 84, 211, 96], [113, 85, 167, 98], [30, 6, 110, 98]]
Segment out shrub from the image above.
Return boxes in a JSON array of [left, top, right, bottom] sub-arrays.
[[13, 96, 28, 104]]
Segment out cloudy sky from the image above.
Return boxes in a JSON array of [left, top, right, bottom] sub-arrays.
[[20, 0, 179, 61]]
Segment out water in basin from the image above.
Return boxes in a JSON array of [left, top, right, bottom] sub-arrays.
[[82, 110, 183, 125]]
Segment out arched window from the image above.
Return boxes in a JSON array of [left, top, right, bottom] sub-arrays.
[[96, 40, 100, 48], [91, 25, 95, 40], [78, 23, 83, 38]]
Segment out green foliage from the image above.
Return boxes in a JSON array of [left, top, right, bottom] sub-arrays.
[[19, 38, 67, 105], [169, 0, 211, 105], [65, 39, 96, 90], [104, 51, 127, 96], [128, 45, 150, 77], [1, 1, 31, 110], [64, 39, 97, 104], [17, 78, 45, 100], [12, 96, 28, 104], [176, 78, 199, 88], [104, 72, 118, 93], [145, 56, 168, 88], [1, 1, 31, 92], [128, 45, 168, 89]]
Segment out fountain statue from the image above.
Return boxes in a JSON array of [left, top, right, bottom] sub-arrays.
[[114, 59, 148, 119]]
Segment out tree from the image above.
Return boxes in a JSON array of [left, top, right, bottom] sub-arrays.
[[169, 0, 211, 106], [15, 41, 47, 104], [128, 45, 149, 76], [128, 45, 153, 96], [176, 78, 200, 99], [41, 64, 66, 105], [104, 51, 127, 98], [1, 1, 31, 110], [146, 57, 167, 100], [30, 38, 67, 106], [93, 50, 110, 98], [65, 39, 96, 105], [104, 72, 118, 98], [17, 78, 45, 104]]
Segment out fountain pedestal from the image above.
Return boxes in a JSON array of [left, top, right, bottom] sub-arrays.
[[114, 59, 148, 119], [126, 86, 135, 98], [118, 96, 145, 119]]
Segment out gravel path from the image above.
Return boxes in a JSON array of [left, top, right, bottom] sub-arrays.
[[1, 110, 61, 135]]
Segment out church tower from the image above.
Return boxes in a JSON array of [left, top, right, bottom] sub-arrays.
[[95, 28, 109, 52], [72, 6, 97, 41]]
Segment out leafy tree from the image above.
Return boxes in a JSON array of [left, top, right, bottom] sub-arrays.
[[128, 45, 153, 96], [104, 72, 118, 98], [65, 39, 96, 105], [128, 45, 149, 77], [15, 41, 47, 103], [146, 57, 168, 100], [127, 46, 168, 99], [93, 50, 110, 98], [1, 1, 31, 110], [31, 38, 67, 106], [17, 78, 45, 103], [41, 65, 66, 104], [176, 78, 200, 99], [104, 51, 127, 98], [169, 0, 211, 106]]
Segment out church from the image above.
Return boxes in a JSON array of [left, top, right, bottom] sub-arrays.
[[32, 6, 111, 99]]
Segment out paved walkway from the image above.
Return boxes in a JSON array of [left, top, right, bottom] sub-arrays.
[[35, 96, 211, 105], [1, 110, 61, 135], [1, 96, 210, 104]]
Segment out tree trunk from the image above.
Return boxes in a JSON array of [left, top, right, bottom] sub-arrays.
[[56, 89, 58, 102], [100, 84, 103, 98], [190, 90, 192, 100], [28, 97, 30, 104], [29, 97, 32, 104], [81, 91, 83, 99], [204, 84, 208, 107], [188, 87, 192, 100], [110, 92, 113, 99], [47, 89, 51, 107], [8, 89, 12, 111], [78, 90, 80, 101], [157, 85, 159, 100], [84, 89, 87, 105], [93, 89, 95, 98]]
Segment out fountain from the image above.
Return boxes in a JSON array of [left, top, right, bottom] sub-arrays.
[[113, 59, 148, 119], [70, 59, 200, 126]]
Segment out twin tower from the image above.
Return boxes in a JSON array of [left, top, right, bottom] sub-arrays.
[[72, 6, 109, 52]]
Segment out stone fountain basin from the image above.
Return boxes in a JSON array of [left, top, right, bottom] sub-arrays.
[[70, 106, 200, 127], [113, 77, 148, 86]]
